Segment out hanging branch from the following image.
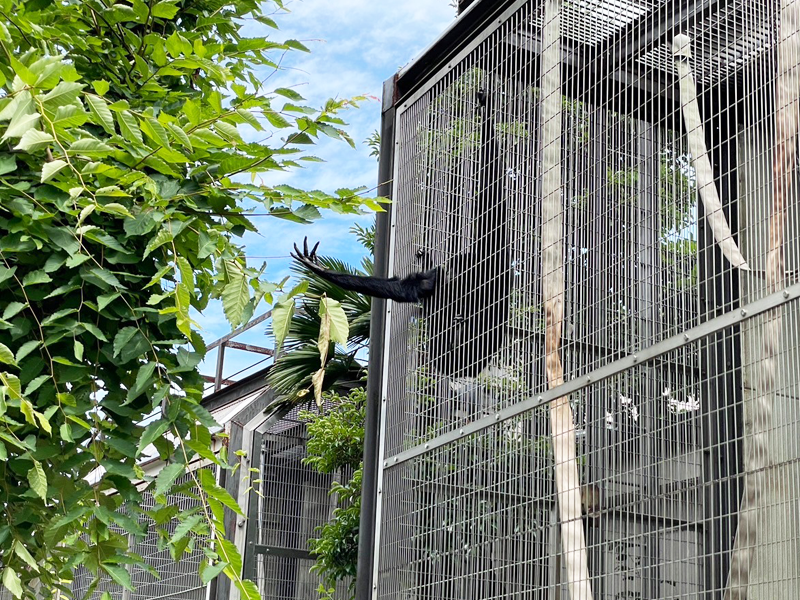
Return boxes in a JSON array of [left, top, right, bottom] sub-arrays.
[[672, 34, 750, 270], [724, 2, 800, 599], [540, 1, 593, 598]]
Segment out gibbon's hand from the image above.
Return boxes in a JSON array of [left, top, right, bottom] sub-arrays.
[[291, 237, 325, 273]]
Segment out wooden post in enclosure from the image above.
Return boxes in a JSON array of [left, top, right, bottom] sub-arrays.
[[541, 0, 593, 598]]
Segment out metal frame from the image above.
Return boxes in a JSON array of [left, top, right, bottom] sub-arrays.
[[377, 283, 799, 471], [205, 311, 273, 392], [354, 75, 398, 600], [241, 396, 358, 599], [364, 1, 800, 598]]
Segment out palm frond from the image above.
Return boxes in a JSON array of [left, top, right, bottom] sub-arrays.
[[268, 251, 374, 410], [266, 343, 366, 411]]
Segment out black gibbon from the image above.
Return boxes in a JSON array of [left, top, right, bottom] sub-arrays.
[[292, 88, 511, 378]]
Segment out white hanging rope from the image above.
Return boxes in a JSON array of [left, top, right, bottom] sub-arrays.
[[673, 33, 750, 271]]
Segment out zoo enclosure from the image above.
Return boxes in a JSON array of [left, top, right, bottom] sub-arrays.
[[361, 0, 800, 599]]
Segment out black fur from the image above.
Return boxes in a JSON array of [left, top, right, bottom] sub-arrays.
[[292, 238, 439, 303], [292, 89, 510, 377]]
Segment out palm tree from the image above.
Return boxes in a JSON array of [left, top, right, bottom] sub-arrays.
[[266, 227, 374, 409]]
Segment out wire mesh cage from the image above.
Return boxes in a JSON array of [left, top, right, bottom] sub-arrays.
[[71, 472, 210, 600], [373, 0, 800, 598], [250, 400, 354, 600]]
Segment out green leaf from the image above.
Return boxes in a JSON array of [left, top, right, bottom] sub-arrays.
[[199, 560, 228, 585], [106, 3, 139, 24], [170, 514, 202, 546], [0, 343, 16, 368], [197, 231, 216, 260], [41, 159, 68, 183], [52, 103, 88, 128], [94, 506, 145, 537], [0, 373, 22, 402], [2, 112, 41, 141], [24, 375, 50, 396], [64, 254, 90, 269], [97, 292, 120, 311], [13, 542, 39, 573], [182, 99, 201, 126], [126, 361, 156, 403], [41, 308, 77, 325], [214, 120, 241, 142], [2, 567, 22, 599], [67, 415, 92, 430], [2, 302, 26, 320], [274, 87, 304, 101], [68, 138, 113, 156], [87, 266, 125, 289], [285, 39, 311, 52], [152, 0, 180, 19], [41, 81, 84, 109], [92, 80, 110, 96], [22, 270, 52, 285], [102, 565, 133, 591], [14, 129, 54, 152], [117, 110, 143, 145], [319, 296, 349, 345], [221, 261, 249, 327], [199, 468, 243, 516], [264, 110, 290, 129], [137, 420, 170, 456], [9, 55, 36, 86], [15, 341, 39, 363], [35, 410, 52, 435], [218, 537, 243, 580], [98, 202, 133, 217], [166, 31, 191, 57], [177, 257, 193, 290], [271, 300, 294, 351], [166, 122, 193, 150], [236, 579, 261, 600], [27, 461, 47, 500], [154, 462, 185, 497], [20, 399, 36, 425], [174, 284, 193, 338], [0, 156, 16, 175], [0, 92, 33, 122], [142, 117, 170, 148], [235, 109, 263, 131], [113, 327, 138, 358], [0, 266, 16, 285], [185, 436, 219, 465], [143, 220, 189, 257], [85, 95, 116, 135]]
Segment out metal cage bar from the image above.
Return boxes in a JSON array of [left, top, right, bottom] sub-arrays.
[[370, 1, 800, 598]]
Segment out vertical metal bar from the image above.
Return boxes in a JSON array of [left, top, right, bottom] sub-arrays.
[[215, 342, 226, 392], [242, 430, 263, 583], [354, 75, 397, 600], [121, 532, 134, 600], [700, 91, 744, 599]]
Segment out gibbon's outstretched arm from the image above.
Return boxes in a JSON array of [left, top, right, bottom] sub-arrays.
[[291, 237, 439, 303]]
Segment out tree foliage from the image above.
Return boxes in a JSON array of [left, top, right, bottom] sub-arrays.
[[0, 0, 376, 597], [300, 388, 366, 596]]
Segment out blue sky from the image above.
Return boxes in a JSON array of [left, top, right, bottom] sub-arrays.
[[198, 0, 455, 387]]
